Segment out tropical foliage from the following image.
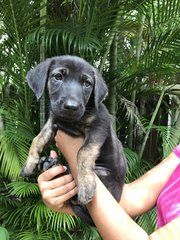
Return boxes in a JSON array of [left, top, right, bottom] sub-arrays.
[[0, 0, 179, 239]]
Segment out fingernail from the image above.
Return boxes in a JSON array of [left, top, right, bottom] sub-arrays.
[[63, 166, 67, 171], [50, 150, 57, 158]]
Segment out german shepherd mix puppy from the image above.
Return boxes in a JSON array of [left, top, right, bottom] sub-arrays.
[[21, 55, 126, 225]]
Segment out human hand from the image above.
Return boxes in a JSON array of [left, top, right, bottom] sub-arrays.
[[37, 150, 77, 213], [55, 130, 84, 182], [55, 130, 84, 159]]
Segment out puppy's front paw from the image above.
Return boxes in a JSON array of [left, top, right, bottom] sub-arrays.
[[20, 164, 34, 177], [38, 156, 59, 172], [20, 156, 39, 177], [78, 173, 96, 205]]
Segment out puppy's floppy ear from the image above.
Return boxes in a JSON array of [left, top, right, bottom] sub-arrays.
[[93, 69, 108, 110], [26, 59, 51, 99]]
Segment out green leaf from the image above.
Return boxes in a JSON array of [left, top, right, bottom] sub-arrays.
[[0, 227, 9, 240], [8, 181, 40, 198]]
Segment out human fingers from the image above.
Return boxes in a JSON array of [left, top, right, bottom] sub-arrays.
[[45, 185, 78, 211], [42, 178, 77, 203], [48, 178, 77, 197], [37, 165, 67, 183], [40, 174, 77, 211], [42, 187, 77, 211], [39, 173, 75, 192]]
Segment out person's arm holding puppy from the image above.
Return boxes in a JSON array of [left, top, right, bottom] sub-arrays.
[[38, 131, 180, 240]]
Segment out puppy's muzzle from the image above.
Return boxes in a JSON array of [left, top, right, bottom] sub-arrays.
[[52, 98, 85, 120], [62, 99, 84, 120], [63, 99, 80, 112]]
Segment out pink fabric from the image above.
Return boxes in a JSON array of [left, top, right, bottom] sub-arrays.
[[156, 144, 180, 229], [173, 144, 180, 158]]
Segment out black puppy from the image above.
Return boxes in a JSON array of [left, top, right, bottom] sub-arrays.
[[21, 55, 126, 224]]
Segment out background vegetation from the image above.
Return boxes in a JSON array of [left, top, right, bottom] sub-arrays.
[[0, 0, 179, 239]]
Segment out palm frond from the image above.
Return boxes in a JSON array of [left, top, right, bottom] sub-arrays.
[[46, 209, 77, 231], [135, 207, 157, 234], [150, 125, 180, 157], [26, 0, 126, 59], [0, 107, 34, 179], [73, 222, 101, 240], [27, 25, 101, 58], [149, 0, 180, 30], [8, 182, 39, 198], [118, 95, 146, 133], [0, 0, 179, 238], [0, 226, 9, 240], [0, 196, 76, 232], [124, 147, 153, 182], [14, 229, 70, 240]]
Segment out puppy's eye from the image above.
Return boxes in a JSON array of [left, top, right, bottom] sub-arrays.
[[83, 79, 92, 88], [82, 75, 92, 88], [54, 73, 63, 80], [60, 68, 67, 76]]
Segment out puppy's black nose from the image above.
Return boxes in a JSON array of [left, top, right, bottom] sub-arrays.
[[64, 99, 79, 111]]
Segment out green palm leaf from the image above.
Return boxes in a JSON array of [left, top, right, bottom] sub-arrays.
[[0, 227, 9, 240], [46, 210, 77, 231], [8, 182, 40, 198], [135, 207, 157, 234], [74, 223, 101, 240], [0, 107, 34, 179], [14, 230, 71, 240], [150, 125, 180, 157], [0, 0, 179, 238], [124, 147, 153, 182]]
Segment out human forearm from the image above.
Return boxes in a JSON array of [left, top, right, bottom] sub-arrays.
[[87, 176, 180, 240], [40, 132, 180, 240], [149, 217, 180, 240], [55, 132, 147, 239], [55, 131, 84, 183], [120, 152, 180, 218], [87, 176, 149, 240]]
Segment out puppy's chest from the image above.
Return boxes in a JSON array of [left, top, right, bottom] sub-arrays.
[[54, 115, 96, 137]]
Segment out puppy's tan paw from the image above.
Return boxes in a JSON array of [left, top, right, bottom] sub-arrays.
[[20, 165, 33, 177], [20, 156, 39, 177], [78, 173, 96, 205]]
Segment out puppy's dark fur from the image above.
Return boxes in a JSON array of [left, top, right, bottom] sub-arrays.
[[21, 55, 126, 225]]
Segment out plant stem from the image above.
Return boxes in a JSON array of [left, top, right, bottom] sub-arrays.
[[39, 0, 47, 129], [9, 0, 27, 111], [128, 14, 145, 149], [139, 87, 166, 159], [99, 6, 122, 72], [107, 35, 117, 130]]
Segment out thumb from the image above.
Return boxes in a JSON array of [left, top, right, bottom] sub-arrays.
[[50, 150, 58, 159]]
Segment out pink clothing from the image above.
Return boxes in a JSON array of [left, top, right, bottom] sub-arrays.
[[173, 144, 180, 158], [156, 144, 180, 228]]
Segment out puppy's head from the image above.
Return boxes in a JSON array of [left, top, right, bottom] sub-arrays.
[[27, 55, 108, 121]]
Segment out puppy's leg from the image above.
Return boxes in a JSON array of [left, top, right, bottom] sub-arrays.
[[20, 116, 54, 176], [77, 131, 106, 204]]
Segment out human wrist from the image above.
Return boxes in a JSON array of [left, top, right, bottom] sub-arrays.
[[47, 201, 76, 216]]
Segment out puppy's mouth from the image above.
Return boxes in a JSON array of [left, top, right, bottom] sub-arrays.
[[57, 111, 84, 121], [51, 104, 85, 121]]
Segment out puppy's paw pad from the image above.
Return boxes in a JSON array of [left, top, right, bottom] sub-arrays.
[[38, 156, 59, 172]]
